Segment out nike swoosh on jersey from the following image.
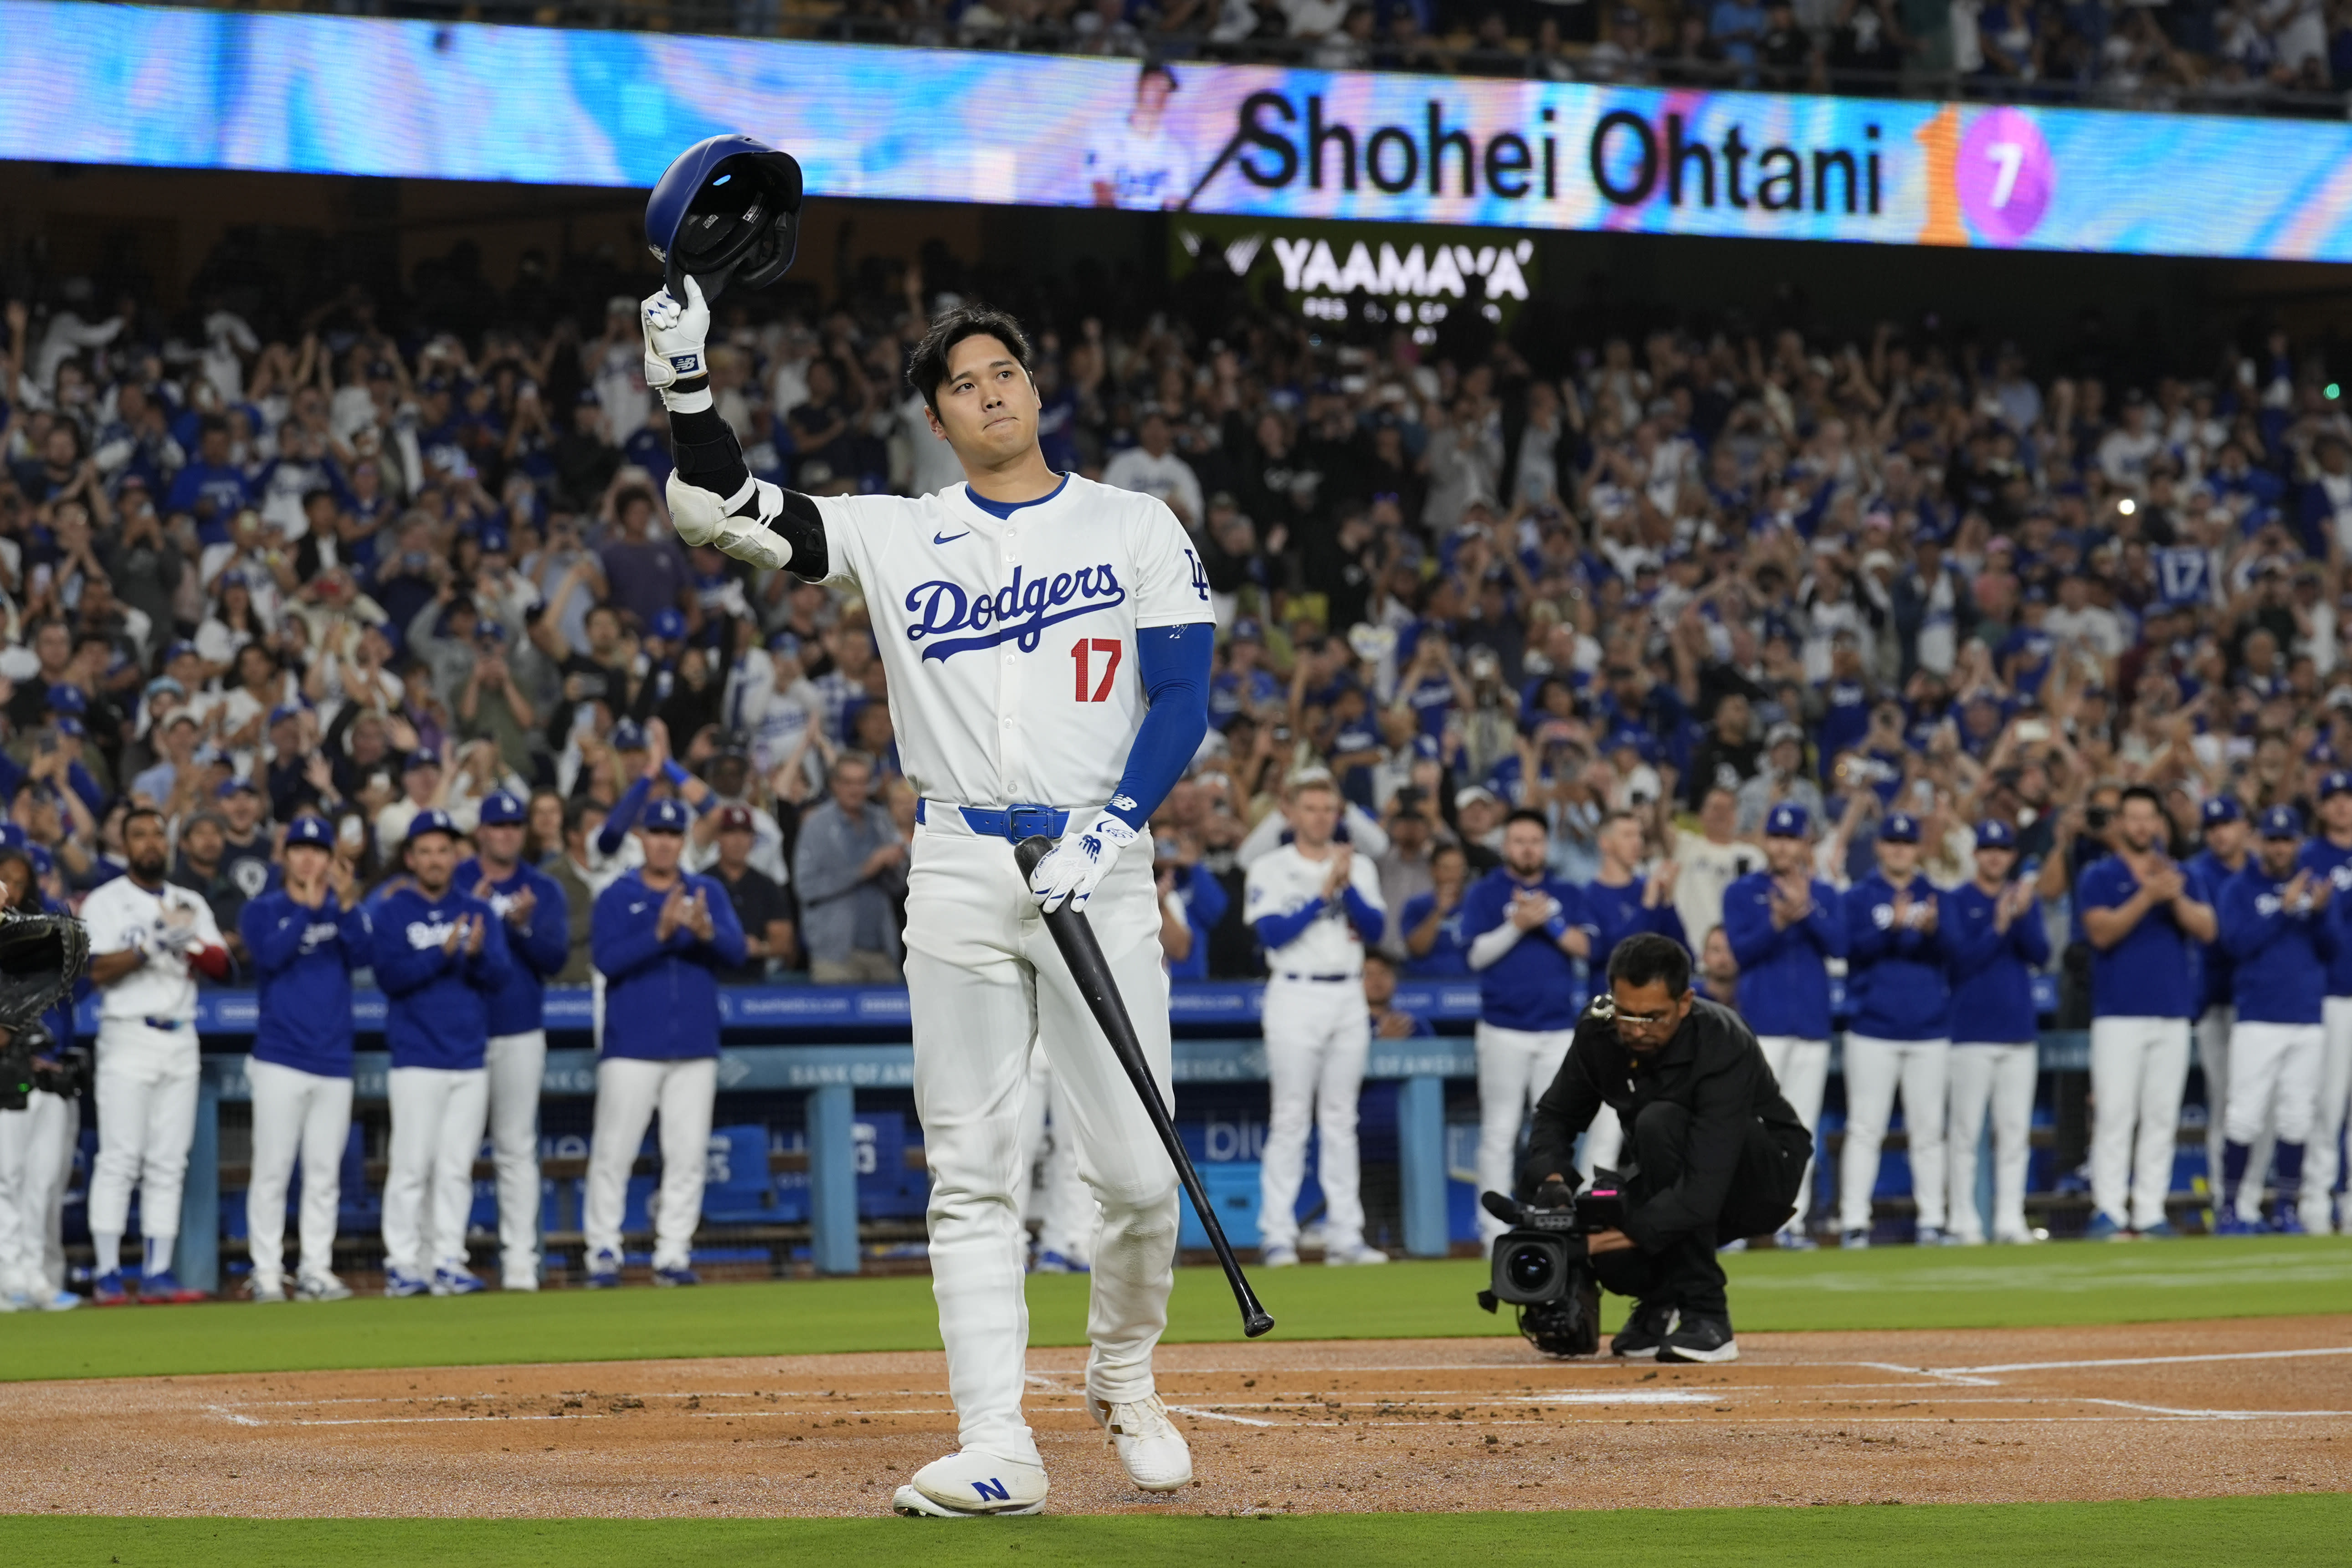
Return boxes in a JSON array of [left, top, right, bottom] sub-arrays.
[[932, 530, 971, 545]]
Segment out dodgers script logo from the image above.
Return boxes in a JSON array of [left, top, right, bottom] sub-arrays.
[[904, 564, 1126, 663]]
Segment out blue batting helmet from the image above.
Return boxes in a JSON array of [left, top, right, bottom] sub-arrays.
[[645, 134, 804, 302]]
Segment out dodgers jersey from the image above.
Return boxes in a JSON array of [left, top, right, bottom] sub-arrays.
[[79, 875, 226, 1027], [810, 474, 1213, 811], [1244, 844, 1387, 979]]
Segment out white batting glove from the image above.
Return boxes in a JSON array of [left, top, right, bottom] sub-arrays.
[[641, 277, 710, 400], [666, 471, 795, 571], [1029, 808, 1140, 914]]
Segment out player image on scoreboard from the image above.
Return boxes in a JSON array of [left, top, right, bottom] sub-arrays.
[[1084, 62, 1203, 211]]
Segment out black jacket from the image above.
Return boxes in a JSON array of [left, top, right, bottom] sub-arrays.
[[1524, 997, 1810, 1252]]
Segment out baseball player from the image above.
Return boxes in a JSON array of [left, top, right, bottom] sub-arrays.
[[0, 848, 87, 1311], [1942, 820, 2050, 1247], [585, 796, 745, 1288], [1839, 812, 1953, 1248], [1247, 770, 1390, 1268], [1720, 802, 1845, 1248], [644, 271, 1212, 1513], [2215, 804, 2335, 1234], [371, 809, 511, 1296], [1459, 807, 1590, 1245], [81, 806, 229, 1304], [2185, 797, 2260, 1227], [2294, 771, 2352, 1232], [237, 816, 369, 1302], [2077, 785, 2214, 1239], [457, 789, 572, 1290], [1576, 810, 1685, 1181]]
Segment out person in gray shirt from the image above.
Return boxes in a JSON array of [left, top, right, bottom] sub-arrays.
[[791, 751, 906, 983]]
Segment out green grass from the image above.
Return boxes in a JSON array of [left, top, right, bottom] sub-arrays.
[[7, 1235, 2350, 1383], [10, 1497, 2350, 1566]]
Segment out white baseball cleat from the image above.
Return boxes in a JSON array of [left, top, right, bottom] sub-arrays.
[[1088, 1393, 1193, 1492], [1324, 1243, 1389, 1266], [890, 1449, 1048, 1517]]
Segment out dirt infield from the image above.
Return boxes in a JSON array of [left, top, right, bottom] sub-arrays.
[[3, 1317, 2347, 1517]]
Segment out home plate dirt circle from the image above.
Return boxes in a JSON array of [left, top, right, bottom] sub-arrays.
[[3, 1318, 2347, 1518]]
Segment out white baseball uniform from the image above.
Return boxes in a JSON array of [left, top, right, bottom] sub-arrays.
[[0, 1090, 78, 1302], [1245, 843, 1386, 1257], [80, 875, 225, 1278], [1017, 1044, 1096, 1269], [804, 472, 1212, 1463]]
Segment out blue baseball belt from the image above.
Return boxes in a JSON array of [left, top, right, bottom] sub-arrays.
[[914, 800, 1071, 841]]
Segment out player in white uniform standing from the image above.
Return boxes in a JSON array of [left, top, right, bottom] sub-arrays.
[[1245, 770, 1390, 1268], [643, 263, 1213, 1516], [79, 807, 230, 1304]]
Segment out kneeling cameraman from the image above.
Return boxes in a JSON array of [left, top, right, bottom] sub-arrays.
[[1523, 933, 1810, 1364]]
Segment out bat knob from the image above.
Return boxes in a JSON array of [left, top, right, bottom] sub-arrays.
[[1243, 1311, 1276, 1339], [1013, 833, 1055, 881]]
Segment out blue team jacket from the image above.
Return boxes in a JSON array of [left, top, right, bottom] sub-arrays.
[[1943, 881, 2051, 1045], [2296, 837, 2352, 997], [457, 857, 572, 1037], [2186, 849, 2244, 1014], [1459, 867, 1585, 1032], [1162, 862, 1228, 984], [241, 888, 371, 1077], [1720, 870, 1845, 1039], [2075, 855, 2199, 1020], [592, 868, 748, 1061], [2220, 864, 2340, 1025], [371, 884, 512, 1071], [1843, 871, 1951, 1040]]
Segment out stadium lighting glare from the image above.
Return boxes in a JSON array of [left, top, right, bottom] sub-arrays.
[[2118, 498, 2137, 515], [2329, 383, 2342, 399]]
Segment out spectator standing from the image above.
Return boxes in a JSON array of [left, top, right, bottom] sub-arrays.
[[2214, 806, 2334, 1235], [79, 807, 231, 1303], [1838, 812, 1953, 1248], [546, 799, 606, 983], [2294, 771, 2352, 1234], [371, 809, 511, 1297], [1942, 821, 2051, 1247], [236, 817, 367, 1302], [708, 803, 796, 981], [1397, 841, 1474, 977], [1582, 810, 1687, 977], [457, 790, 571, 1291], [585, 797, 747, 1286], [1154, 831, 1226, 982], [1462, 809, 1592, 1241], [2077, 786, 2215, 1239], [1247, 772, 1389, 1266], [1720, 803, 1845, 1247], [1673, 787, 1763, 949], [794, 751, 907, 983], [2186, 797, 2260, 1229], [1363, 951, 1433, 1040], [1101, 409, 1204, 532]]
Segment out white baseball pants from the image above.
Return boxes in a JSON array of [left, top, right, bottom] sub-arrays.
[[1756, 1035, 1829, 1231], [485, 1029, 548, 1280], [1946, 1043, 2036, 1244], [1472, 1022, 1573, 1243], [242, 1059, 352, 1290], [2196, 1006, 2266, 1223], [381, 1066, 489, 1277], [2089, 1015, 2190, 1231], [2225, 1021, 2323, 1147], [0, 1090, 77, 1300], [2305, 998, 2352, 1232], [1017, 1044, 1097, 1266], [1260, 977, 1371, 1255], [1838, 1035, 1950, 1234], [583, 1055, 717, 1272], [88, 1023, 199, 1252], [902, 824, 1177, 1463]]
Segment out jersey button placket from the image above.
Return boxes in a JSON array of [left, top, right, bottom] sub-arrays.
[[996, 528, 1022, 785]]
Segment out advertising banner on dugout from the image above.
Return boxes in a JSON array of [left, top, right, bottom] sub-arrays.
[[7, 0, 2352, 262]]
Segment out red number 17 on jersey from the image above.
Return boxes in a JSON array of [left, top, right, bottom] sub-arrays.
[[1070, 637, 1122, 702]]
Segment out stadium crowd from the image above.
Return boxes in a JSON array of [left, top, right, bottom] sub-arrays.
[[1, 217, 2350, 1301]]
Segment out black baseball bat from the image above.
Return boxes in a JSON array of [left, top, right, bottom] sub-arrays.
[[1014, 836, 1274, 1339]]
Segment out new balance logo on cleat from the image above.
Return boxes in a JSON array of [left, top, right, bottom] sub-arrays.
[[971, 1478, 1010, 1501]]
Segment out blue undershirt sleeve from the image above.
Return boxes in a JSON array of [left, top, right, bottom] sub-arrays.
[[597, 776, 652, 859], [1253, 900, 1327, 951], [1105, 624, 1212, 832]]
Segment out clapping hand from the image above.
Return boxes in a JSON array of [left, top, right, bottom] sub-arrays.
[[684, 886, 716, 941], [2142, 861, 2187, 904], [1322, 844, 1355, 901], [657, 882, 688, 941], [1508, 889, 1554, 931], [465, 913, 486, 956]]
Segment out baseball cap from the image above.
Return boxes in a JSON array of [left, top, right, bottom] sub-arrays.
[[144, 676, 186, 704], [768, 630, 803, 659], [2202, 796, 2245, 827], [643, 797, 691, 834], [1231, 617, 1263, 644], [479, 525, 511, 555], [44, 684, 86, 715], [2260, 804, 2304, 840], [1766, 721, 1805, 749], [1879, 811, 1921, 843], [2321, 771, 2352, 801], [1604, 726, 1650, 756], [478, 789, 528, 827], [165, 639, 200, 664], [612, 720, 648, 752], [716, 730, 751, 760], [405, 749, 442, 773], [283, 815, 335, 849], [1974, 819, 2018, 850], [652, 608, 687, 642], [268, 704, 305, 728], [715, 803, 756, 834], [406, 807, 459, 843], [1765, 802, 1811, 838], [217, 776, 260, 798], [1454, 785, 1499, 811], [53, 715, 84, 739]]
